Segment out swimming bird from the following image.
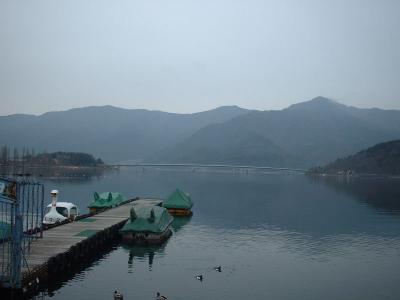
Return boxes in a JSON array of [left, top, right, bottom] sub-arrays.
[[196, 275, 203, 281], [214, 266, 222, 272], [157, 292, 168, 299], [114, 290, 123, 300]]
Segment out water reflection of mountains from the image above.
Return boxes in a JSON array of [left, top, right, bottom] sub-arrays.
[[309, 175, 400, 215], [0, 165, 112, 183], [186, 173, 400, 238]]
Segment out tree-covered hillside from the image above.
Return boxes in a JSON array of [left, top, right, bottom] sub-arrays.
[[310, 140, 400, 175], [0, 146, 104, 167]]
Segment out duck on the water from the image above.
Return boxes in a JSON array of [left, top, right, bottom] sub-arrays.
[[196, 275, 203, 281], [214, 266, 222, 272], [156, 292, 168, 299], [114, 290, 123, 300]]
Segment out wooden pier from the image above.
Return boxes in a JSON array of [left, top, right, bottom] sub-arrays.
[[19, 198, 162, 291]]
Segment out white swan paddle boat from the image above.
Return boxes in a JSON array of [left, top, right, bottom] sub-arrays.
[[43, 190, 79, 225]]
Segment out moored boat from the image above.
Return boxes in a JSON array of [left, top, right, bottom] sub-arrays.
[[162, 189, 193, 216], [120, 206, 173, 244], [87, 192, 126, 214], [43, 190, 79, 225]]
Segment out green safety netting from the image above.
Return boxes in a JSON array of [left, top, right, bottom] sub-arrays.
[[87, 192, 126, 209], [162, 189, 193, 210], [120, 206, 173, 234]]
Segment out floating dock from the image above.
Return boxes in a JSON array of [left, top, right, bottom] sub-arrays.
[[19, 198, 162, 292]]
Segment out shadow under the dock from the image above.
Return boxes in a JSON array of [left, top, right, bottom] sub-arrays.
[[18, 240, 120, 300]]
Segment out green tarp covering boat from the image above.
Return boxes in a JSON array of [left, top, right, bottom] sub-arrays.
[[120, 206, 173, 234], [162, 189, 193, 210], [87, 192, 126, 210]]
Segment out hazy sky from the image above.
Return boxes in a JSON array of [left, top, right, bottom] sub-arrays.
[[1, 0, 399, 115]]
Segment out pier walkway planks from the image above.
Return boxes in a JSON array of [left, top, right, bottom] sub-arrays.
[[21, 198, 163, 281]]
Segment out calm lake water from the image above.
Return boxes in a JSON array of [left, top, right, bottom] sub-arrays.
[[33, 167, 400, 300]]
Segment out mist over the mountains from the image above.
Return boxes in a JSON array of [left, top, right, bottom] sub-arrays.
[[1, 97, 400, 168], [0, 105, 248, 163]]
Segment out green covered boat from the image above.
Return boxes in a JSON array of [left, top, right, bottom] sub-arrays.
[[120, 206, 173, 244], [162, 189, 193, 216], [88, 192, 126, 213]]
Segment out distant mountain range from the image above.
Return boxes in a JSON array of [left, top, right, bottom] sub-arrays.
[[153, 97, 400, 167], [1, 97, 400, 167], [0, 105, 248, 163], [310, 140, 400, 175]]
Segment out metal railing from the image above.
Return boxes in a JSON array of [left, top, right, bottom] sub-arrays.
[[0, 177, 44, 289]]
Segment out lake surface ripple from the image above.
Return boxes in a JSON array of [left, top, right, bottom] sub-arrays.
[[34, 168, 400, 300]]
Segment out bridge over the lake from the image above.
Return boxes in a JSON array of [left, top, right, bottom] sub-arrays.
[[112, 163, 306, 173]]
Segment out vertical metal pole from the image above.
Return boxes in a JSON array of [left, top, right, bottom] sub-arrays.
[[11, 181, 22, 289], [8, 194, 14, 285], [26, 183, 30, 251], [30, 183, 34, 234], [40, 184, 44, 238], [28, 183, 32, 251], [21, 184, 25, 256], [36, 184, 40, 239], [1, 201, 4, 275]]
